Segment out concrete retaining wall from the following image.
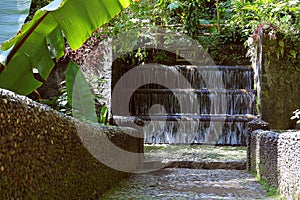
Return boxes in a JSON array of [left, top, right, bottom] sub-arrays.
[[0, 88, 143, 199]]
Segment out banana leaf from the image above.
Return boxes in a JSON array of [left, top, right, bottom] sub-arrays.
[[0, 0, 132, 95], [66, 61, 97, 123]]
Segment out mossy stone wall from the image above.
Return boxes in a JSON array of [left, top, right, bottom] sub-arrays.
[[260, 38, 300, 129], [0, 89, 143, 199]]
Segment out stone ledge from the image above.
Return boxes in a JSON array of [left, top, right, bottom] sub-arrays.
[[143, 160, 246, 170]]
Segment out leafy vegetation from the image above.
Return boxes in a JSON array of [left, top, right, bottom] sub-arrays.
[[26, 0, 54, 22], [65, 62, 97, 123], [256, 176, 282, 198], [2, 0, 299, 96], [103, 0, 249, 65], [42, 62, 108, 124], [0, 0, 132, 95], [1, 0, 298, 122], [104, 0, 223, 37], [230, 0, 300, 46], [41, 85, 71, 115], [291, 109, 300, 124]]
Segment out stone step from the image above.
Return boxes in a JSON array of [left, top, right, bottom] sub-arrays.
[[122, 65, 253, 71], [142, 160, 246, 170], [114, 114, 257, 123], [125, 88, 256, 94], [176, 65, 252, 71]]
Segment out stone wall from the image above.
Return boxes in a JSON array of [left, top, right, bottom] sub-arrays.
[[0, 88, 143, 199], [248, 128, 300, 199], [81, 39, 113, 121], [249, 130, 279, 187], [252, 37, 300, 129], [277, 132, 300, 199]]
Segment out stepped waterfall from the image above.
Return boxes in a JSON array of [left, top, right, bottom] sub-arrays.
[[113, 64, 256, 145]]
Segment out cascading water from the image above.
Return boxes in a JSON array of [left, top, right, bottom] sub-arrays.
[[113, 65, 256, 145]]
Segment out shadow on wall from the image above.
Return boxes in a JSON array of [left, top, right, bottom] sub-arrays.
[[254, 38, 300, 130], [0, 88, 143, 199]]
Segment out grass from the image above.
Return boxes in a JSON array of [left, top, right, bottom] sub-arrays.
[[258, 178, 278, 196], [252, 174, 285, 199]]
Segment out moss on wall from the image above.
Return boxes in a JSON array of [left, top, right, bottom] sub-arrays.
[[261, 38, 300, 129], [0, 89, 143, 199]]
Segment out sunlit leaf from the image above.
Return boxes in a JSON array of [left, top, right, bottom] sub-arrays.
[[289, 50, 296, 58], [0, 0, 132, 95], [66, 61, 97, 123]]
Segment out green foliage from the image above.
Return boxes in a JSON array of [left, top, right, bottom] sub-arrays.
[[104, 0, 247, 65], [42, 62, 109, 125], [230, 0, 300, 42], [99, 105, 108, 125], [0, 0, 132, 95], [102, 0, 156, 36], [41, 86, 72, 115], [291, 109, 300, 124], [257, 177, 280, 197], [104, 0, 224, 38], [252, 170, 283, 198], [66, 62, 97, 123], [183, 1, 207, 38], [26, 0, 54, 22]]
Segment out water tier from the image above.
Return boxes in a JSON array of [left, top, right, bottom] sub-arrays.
[[113, 65, 257, 145]]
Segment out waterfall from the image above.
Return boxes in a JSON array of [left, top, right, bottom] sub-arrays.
[[113, 64, 256, 145]]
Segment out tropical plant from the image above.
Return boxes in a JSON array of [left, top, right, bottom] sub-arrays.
[[104, 0, 225, 38], [26, 0, 54, 22], [0, 0, 132, 95], [104, 0, 248, 65], [65, 61, 98, 123], [230, 0, 300, 42], [98, 105, 108, 125], [42, 61, 109, 124], [291, 109, 300, 124], [41, 84, 71, 115]]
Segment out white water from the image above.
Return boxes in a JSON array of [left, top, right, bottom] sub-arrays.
[[116, 65, 256, 145], [143, 120, 249, 145]]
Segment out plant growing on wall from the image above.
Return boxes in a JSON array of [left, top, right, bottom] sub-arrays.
[[229, 0, 300, 64], [230, 0, 300, 42], [0, 0, 132, 95]]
